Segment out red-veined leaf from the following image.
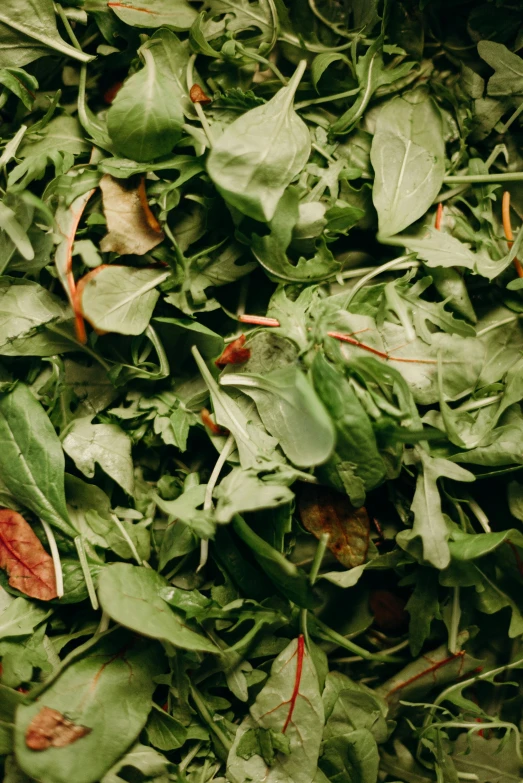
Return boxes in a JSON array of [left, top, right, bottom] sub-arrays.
[[0, 509, 57, 601]]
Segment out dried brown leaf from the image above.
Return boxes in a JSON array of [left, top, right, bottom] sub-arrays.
[[25, 707, 91, 751], [0, 509, 57, 601], [99, 174, 164, 256], [298, 484, 370, 568], [190, 84, 212, 104]]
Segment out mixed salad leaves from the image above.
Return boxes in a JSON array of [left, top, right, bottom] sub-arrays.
[[0, 0, 523, 781]]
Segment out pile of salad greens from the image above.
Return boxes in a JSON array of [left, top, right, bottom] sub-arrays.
[[1, 0, 523, 781]]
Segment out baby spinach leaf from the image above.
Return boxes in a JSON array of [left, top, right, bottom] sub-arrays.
[[207, 61, 310, 222], [15, 634, 164, 783], [227, 636, 324, 783], [108, 0, 197, 30], [107, 38, 184, 162], [0, 0, 94, 68], [0, 383, 75, 537], [371, 90, 445, 236], [478, 41, 523, 97], [98, 563, 220, 653], [0, 597, 50, 640], [79, 267, 169, 337], [221, 367, 335, 468]]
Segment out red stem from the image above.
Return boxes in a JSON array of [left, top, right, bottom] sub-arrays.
[[238, 314, 280, 327], [387, 650, 466, 697], [282, 635, 305, 734], [435, 202, 444, 231]]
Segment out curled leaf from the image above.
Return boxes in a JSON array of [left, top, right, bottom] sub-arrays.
[[25, 707, 91, 750], [298, 484, 370, 568], [99, 174, 165, 256], [0, 509, 57, 600]]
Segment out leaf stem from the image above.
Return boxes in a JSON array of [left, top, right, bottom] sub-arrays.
[[55, 3, 83, 51], [448, 586, 461, 654], [190, 683, 233, 753], [198, 433, 235, 572], [312, 617, 404, 662], [74, 535, 99, 610], [40, 518, 64, 598], [443, 172, 523, 184], [343, 254, 412, 307], [187, 54, 214, 147], [46, 324, 112, 371], [295, 86, 360, 110], [110, 514, 143, 566]]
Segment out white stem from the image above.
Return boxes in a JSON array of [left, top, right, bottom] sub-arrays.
[[344, 255, 412, 307], [198, 434, 235, 572], [40, 518, 64, 598], [74, 536, 99, 610], [111, 514, 143, 566]]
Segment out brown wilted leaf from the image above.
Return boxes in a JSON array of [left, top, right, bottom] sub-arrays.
[[298, 484, 370, 568], [215, 335, 251, 367], [99, 174, 164, 256], [190, 84, 212, 104], [0, 509, 57, 601], [26, 707, 91, 751]]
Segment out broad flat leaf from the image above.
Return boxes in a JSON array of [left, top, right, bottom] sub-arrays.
[[298, 484, 370, 568], [478, 41, 523, 97], [144, 704, 187, 751], [0, 597, 50, 639], [376, 634, 481, 714], [0, 278, 72, 357], [140, 29, 197, 117], [221, 367, 335, 468], [19, 116, 90, 159], [97, 563, 219, 653], [62, 417, 134, 495], [397, 451, 475, 569], [0, 384, 75, 536], [227, 637, 324, 783], [320, 729, 379, 783], [207, 62, 311, 222], [99, 175, 164, 256], [371, 90, 445, 236], [0, 510, 57, 601], [108, 0, 197, 31], [107, 37, 184, 162], [79, 266, 169, 336], [15, 634, 163, 783], [453, 734, 523, 782], [0, 0, 94, 67], [450, 529, 523, 561]]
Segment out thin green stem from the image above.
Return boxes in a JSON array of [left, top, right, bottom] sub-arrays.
[[190, 684, 232, 753], [295, 86, 360, 109], [111, 514, 143, 566], [198, 433, 235, 572], [448, 587, 461, 654], [443, 172, 523, 184], [343, 254, 412, 307], [55, 3, 83, 51], [497, 100, 523, 134], [312, 617, 404, 663], [187, 54, 214, 147], [75, 535, 99, 611], [236, 44, 287, 84], [46, 324, 112, 372]]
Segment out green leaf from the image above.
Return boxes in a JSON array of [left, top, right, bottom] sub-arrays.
[[0, 68, 38, 109], [0, 203, 33, 261], [397, 450, 475, 569], [144, 703, 187, 751], [15, 634, 164, 783], [207, 61, 310, 222], [232, 515, 316, 608], [107, 39, 184, 162], [0, 383, 75, 536], [0, 597, 50, 639], [62, 417, 135, 495], [0, 0, 94, 67], [214, 467, 294, 523], [102, 743, 170, 783], [401, 228, 477, 270], [0, 278, 72, 356], [221, 367, 335, 468], [97, 563, 220, 652], [320, 729, 380, 783], [80, 267, 170, 336], [478, 41, 523, 97], [371, 90, 445, 236], [453, 733, 523, 782], [227, 637, 324, 783], [108, 0, 197, 30]]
